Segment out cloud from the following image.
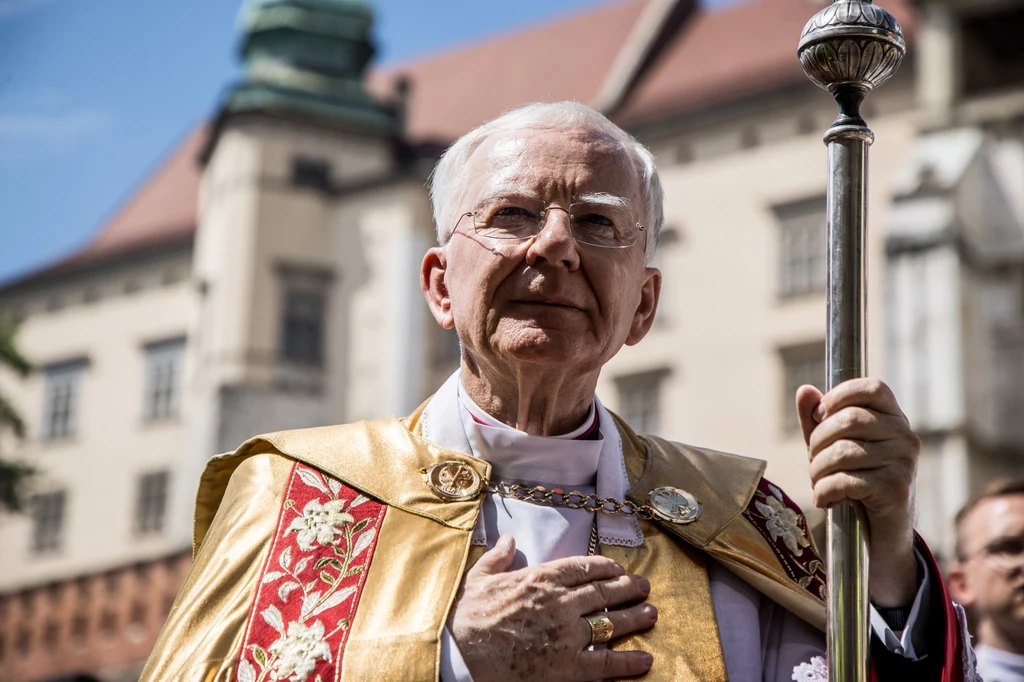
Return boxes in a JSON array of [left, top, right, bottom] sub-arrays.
[[0, 108, 111, 144], [0, 0, 60, 21]]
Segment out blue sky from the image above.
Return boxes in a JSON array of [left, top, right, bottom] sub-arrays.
[[0, 0, 740, 282]]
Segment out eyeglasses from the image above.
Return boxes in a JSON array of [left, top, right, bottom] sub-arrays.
[[453, 195, 646, 250], [962, 535, 1024, 572]]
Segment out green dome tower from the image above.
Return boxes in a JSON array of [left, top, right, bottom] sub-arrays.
[[223, 0, 395, 135]]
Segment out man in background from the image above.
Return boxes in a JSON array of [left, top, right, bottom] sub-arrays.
[[950, 479, 1024, 681]]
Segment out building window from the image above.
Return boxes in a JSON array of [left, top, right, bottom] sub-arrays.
[[615, 369, 669, 434], [291, 156, 333, 192], [962, 5, 1024, 96], [15, 626, 29, 656], [780, 341, 827, 431], [99, 610, 117, 637], [129, 600, 147, 629], [42, 621, 59, 648], [136, 471, 170, 535], [105, 573, 120, 596], [436, 328, 461, 366], [70, 612, 88, 641], [774, 197, 826, 299], [30, 490, 66, 554], [42, 360, 86, 441], [143, 338, 185, 421], [281, 289, 326, 366]]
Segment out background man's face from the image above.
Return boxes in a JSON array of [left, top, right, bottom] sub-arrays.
[[440, 128, 658, 375], [951, 494, 1024, 643]]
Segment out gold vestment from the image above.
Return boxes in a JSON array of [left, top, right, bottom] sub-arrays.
[[140, 405, 826, 682]]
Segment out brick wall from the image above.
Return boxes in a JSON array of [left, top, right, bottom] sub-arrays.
[[0, 551, 191, 682]]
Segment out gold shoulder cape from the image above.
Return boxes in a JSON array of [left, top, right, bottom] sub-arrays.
[[140, 408, 825, 682]]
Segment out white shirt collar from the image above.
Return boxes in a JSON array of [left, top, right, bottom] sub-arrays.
[[457, 383, 602, 487], [417, 371, 643, 548]]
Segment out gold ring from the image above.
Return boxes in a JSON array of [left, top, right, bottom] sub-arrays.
[[585, 613, 615, 646]]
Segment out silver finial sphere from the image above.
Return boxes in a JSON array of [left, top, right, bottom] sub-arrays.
[[798, 0, 906, 95]]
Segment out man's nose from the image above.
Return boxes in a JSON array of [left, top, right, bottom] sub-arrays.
[[525, 208, 580, 270]]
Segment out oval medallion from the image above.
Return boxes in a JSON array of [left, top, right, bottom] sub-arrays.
[[424, 461, 483, 502], [647, 486, 701, 525]]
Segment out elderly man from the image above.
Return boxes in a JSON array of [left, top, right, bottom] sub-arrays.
[[949, 480, 1024, 681], [140, 102, 974, 682]]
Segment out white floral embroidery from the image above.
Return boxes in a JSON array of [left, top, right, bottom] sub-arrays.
[[241, 467, 380, 682], [285, 499, 354, 551], [792, 655, 827, 682], [755, 494, 810, 556], [768, 483, 784, 501], [268, 620, 333, 682]]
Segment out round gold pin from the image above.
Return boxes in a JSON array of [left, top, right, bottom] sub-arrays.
[[647, 486, 701, 525], [424, 461, 483, 501]]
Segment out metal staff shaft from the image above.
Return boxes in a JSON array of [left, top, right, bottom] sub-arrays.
[[797, 3, 906, 680], [824, 120, 873, 681]]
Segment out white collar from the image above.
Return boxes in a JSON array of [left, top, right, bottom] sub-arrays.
[[421, 371, 643, 547], [458, 383, 601, 487]]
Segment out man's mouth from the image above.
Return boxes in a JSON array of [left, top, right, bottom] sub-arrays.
[[510, 298, 583, 311]]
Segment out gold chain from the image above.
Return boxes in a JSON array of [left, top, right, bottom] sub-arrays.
[[486, 482, 657, 521], [587, 521, 598, 556]]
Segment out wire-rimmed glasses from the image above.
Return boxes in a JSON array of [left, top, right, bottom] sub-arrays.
[[962, 534, 1024, 573], [453, 195, 646, 250]]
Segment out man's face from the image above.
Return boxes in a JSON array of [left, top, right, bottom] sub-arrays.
[[950, 495, 1024, 644], [425, 128, 660, 376]]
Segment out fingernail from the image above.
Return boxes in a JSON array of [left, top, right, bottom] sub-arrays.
[[643, 604, 658, 619], [813, 403, 825, 422], [638, 577, 651, 594], [641, 653, 654, 667]]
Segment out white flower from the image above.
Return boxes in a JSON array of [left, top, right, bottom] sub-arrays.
[[792, 655, 827, 682], [268, 620, 332, 681], [755, 495, 810, 556], [285, 499, 354, 551]]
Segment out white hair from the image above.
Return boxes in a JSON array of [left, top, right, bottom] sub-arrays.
[[428, 101, 664, 263]]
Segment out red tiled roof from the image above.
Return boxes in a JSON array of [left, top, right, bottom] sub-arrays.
[[11, 0, 918, 284], [78, 124, 206, 261], [617, 0, 916, 126], [367, 0, 649, 143]]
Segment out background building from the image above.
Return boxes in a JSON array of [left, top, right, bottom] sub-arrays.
[[1, 0, 1022, 679]]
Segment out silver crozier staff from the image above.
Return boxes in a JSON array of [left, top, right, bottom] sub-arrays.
[[796, 2, 906, 681]]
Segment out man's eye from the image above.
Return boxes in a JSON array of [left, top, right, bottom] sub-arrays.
[[989, 539, 1024, 557], [574, 213, 615, 228], [493, 207, 534, 218]]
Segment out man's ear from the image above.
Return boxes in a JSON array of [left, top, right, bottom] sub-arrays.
[[625, 266, 661, 346], [947, 563, 976, 607], [422, 247, 454, 330]]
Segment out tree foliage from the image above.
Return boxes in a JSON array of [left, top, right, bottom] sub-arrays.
[[0, 314, 34, 512]]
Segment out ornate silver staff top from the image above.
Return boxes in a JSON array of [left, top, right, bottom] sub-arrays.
[[796, 2, 906, 682], [799, 0, 906, 141]]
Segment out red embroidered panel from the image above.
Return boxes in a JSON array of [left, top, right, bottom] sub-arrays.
[[742, 477, 827, 602], [235, 462, 387, 682]]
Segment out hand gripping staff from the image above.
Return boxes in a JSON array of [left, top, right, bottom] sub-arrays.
[[797, 2, 906, 681]]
